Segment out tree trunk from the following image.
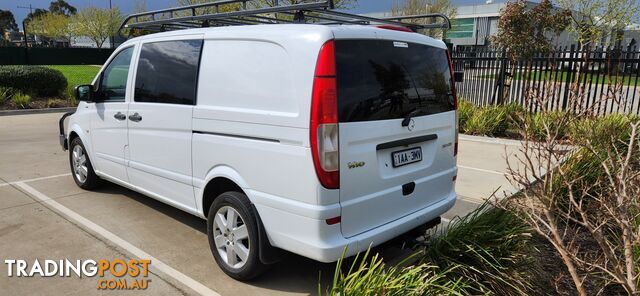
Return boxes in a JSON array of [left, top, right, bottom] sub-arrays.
[[502, 60, 517, 103], [546, 211, 587, 296], [570, 42, 589, 112]]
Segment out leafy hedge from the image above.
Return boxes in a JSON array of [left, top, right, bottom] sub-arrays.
[[324, 203, 536, 295], [0, 66, 67, 97]]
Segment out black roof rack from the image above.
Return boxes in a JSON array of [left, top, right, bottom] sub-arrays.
[[118, 0, 451, 38]]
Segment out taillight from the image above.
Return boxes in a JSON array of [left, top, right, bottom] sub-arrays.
[[311, 40, 340, 189], [446, 50, 459, 156]]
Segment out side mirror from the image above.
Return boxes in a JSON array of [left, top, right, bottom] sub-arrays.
[[74, 84, 94, 102], [453, 71, 464, 83]]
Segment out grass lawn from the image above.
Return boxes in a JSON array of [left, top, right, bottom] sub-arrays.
[[44, 65, 101, 89], [478, 70, 639, 86]]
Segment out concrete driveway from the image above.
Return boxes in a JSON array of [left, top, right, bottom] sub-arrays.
[[0, 112, 520, 295]]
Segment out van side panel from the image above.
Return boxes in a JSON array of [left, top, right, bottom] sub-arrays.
[[192, 29, 334, 215]]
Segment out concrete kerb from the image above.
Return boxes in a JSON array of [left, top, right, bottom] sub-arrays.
[[0, 107, 77, 116], [459, 134, 523, 146]]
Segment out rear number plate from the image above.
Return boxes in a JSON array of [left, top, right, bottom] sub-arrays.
[[392, 147, 422, 167]]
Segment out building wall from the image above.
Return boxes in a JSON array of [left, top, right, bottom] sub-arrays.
[[363, 3, 635, 50]]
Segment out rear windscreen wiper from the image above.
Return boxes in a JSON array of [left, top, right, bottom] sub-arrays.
[[402, 108, 420, 127]]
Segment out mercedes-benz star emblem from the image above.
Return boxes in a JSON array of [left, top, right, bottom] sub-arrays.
[[407, 119, 415, 131]]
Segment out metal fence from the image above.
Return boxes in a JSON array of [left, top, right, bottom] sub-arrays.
[[451, 46, 640, 116]]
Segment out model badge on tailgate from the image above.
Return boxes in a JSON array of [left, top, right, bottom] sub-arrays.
[[347, 161, 365, 169]]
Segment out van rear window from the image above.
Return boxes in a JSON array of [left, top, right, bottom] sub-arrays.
[[335, 39, 454, 122]]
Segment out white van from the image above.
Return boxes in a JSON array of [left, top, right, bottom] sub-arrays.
[[59, 8, 459, 280]]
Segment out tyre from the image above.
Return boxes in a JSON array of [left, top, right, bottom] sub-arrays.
[[207, 191, 267, 280], [69, 137, 101, 190]]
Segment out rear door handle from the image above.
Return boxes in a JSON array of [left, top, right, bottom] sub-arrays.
[[128, 113, 142, 122], [113, 112, 126, 121]]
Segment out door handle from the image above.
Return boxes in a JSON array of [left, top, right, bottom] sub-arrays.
[[128, 113, 142, 122], [113, 112, 126, 121]]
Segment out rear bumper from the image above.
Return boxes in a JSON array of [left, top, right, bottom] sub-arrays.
[[254, 190, 456, 263]]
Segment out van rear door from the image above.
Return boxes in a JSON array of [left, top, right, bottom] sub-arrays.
[[335, 39, 457, 238]]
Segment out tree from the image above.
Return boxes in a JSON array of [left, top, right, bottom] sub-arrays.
[[492, 0, 570, 61], [391, 0, 457, 39], [24, 9, 49, 24], [49, 0, 77, 16], [175, 0, 356, 16], [134, 0, 149, 14], [26, 12, 72, 44], [72, 7, 123, 48], [557, 0, 640, 48], [490, 0, 570, 102], [258, 0, 356, 9], [502, 80, 640, 295], [0, 10, 18, 34], [176, 0, 242, 15]]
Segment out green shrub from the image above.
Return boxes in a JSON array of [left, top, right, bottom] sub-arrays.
[[0, 65, 67, 97], [463, 105, 505, 136], [457, 100, 474, 130], [422, 203, 535, 295], [323, 203, 535, 296], [11, 92, 31, 109], [519, 111, 570, 141], [46, 99, 67, 108], [0, 86, 14, 104], [458, 102, 523, 137], [325, 250, 469, 296], [554, 114, 640, 199]]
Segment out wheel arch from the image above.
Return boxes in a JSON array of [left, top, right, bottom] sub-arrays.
[[199, 168, 282, 264], [68, 123, 92, 154], [202, 177, 245, 218], [199, 165, 251, 217]]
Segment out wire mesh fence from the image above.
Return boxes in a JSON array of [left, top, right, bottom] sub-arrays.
[[451, 45, 640, 116]]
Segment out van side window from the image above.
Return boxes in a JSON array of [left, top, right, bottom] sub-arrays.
[[99, 46, 134, 102], [134, 40, 203, 105]]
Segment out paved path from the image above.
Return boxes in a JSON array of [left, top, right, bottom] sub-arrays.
[[0, 112, 520, 295]]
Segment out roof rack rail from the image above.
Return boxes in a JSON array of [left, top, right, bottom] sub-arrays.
[[118, 0, 451, 38]]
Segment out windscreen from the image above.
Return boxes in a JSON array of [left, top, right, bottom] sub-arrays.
[[335, 39, 454, 123]]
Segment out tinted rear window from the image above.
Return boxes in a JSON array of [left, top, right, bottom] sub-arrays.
[[335, 39, 454, 122]]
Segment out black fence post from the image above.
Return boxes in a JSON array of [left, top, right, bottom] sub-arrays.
[[496, 48, 507, 105], [561, 44, 576, 110]]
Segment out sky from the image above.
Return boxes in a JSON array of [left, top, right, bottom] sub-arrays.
[[2, 0, 489, 29]]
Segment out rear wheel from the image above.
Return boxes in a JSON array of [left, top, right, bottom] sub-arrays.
[[207, 191, 267, 280], [69, 137, 100, 190]]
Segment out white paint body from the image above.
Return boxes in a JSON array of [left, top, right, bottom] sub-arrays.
[[66, 24, 457, 263]]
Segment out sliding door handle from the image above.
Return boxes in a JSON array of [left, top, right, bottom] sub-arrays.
[[128, 113, 142, 122], [113, 112, 126, 121]]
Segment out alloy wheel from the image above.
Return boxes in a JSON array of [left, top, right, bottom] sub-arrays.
[[212, 206, 250, 269], [72, 145, 88, 184]]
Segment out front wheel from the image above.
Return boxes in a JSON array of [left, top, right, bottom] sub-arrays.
[[207, 191, 267, 280], [69, 137, 100, 190]]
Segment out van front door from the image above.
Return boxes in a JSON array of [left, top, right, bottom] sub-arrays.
[[126, 39, 203, 212], [90, 46, 135, 183]]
